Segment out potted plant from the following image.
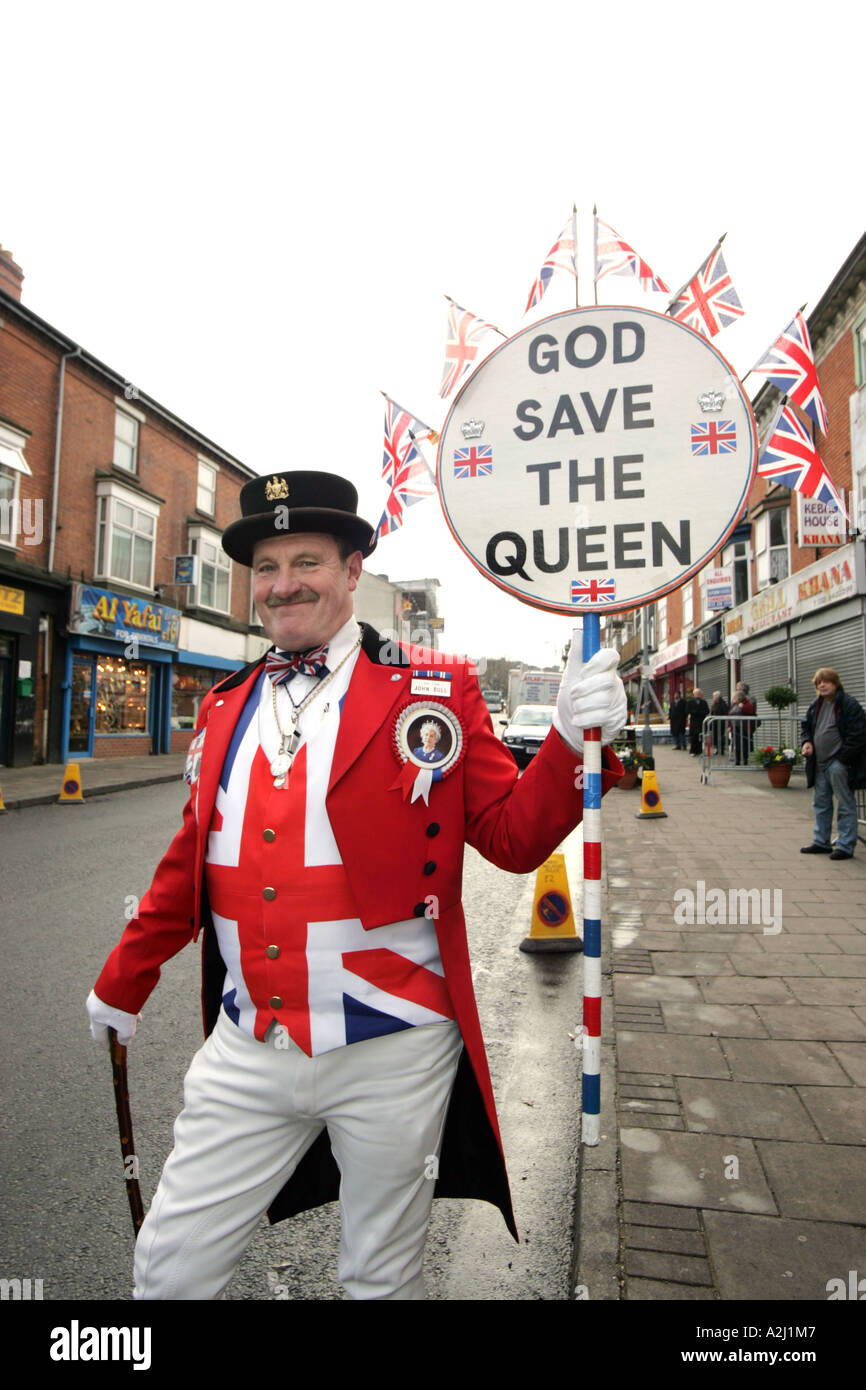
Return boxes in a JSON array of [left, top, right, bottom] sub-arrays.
[[751, 745, 799, 788], [763, 684, 798, 747], [614, 746, 652, 789]]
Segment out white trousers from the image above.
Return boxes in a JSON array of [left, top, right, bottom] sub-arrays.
[[132, 1010, 463, 1301]]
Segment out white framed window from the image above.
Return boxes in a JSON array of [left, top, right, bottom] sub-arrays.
[[95, 480, 159, 589], [722, 539, 750, 606], [682, 582, 693, 630], [197, 459, 218, 515], [755, 508, 789, 587], [656, 596, 667, 644], [0, 422, 32, 549], [113, 403, 142, 474], [189, 525, 232, 614]]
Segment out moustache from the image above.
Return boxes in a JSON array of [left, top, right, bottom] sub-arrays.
[[265, 592, 318, 608]]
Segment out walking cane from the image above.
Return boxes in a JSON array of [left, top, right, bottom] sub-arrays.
[[108, 1027, 145, 1235]]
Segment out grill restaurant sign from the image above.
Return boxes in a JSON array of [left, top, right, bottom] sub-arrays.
[[437, 306, 757, 614]]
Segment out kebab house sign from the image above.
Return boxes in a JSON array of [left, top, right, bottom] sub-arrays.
[[437, 306, 758, 614]]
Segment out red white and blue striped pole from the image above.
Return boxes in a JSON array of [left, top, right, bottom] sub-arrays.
[[580, 614, 602, 1145]]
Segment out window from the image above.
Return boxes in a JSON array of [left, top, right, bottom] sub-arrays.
[[657, 596, 667, 643], [854, 310, 866, 389], [722, 540, 750, 606], [189, 525, 231, 613], [755, 508, 789, 587], [0, 422, 32, 548], [682, 582, 693, 630], [95, 480, 159, 589], [113, 405, 141, 474], [197, 459, 217, 515]]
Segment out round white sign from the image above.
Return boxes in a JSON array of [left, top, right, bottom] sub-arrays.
[[437, 306, 757, 614]]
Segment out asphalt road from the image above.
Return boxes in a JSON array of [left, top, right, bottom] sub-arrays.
[[0, 781, 586, 1301]]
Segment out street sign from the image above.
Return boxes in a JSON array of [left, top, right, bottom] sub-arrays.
[[706, 566, 734, 610], [437, 306, 757, 614]]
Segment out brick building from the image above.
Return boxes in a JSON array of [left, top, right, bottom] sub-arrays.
[[610, 232, 866, 725], [0, 244, 268, 767]]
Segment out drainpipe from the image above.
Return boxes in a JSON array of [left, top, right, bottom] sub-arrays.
[[48, 346, 82, 573]]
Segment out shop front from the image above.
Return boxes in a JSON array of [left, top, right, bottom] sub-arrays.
[[720, 543, 866, 719], [650, 636, 695, 708], [0, 573, 67, 767], [63, 583, 181, 760]]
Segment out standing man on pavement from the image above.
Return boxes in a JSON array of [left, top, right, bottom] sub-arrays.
[[687, 687, 710, 756], [86, 470, 627, 1300], [800, 667, 866, 860]]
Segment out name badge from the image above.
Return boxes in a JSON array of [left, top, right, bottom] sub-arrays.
[[411, 678, 451, 697]]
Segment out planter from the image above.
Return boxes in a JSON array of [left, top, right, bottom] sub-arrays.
[[617, 767, 639, 790], [766, 762, 792, 788]]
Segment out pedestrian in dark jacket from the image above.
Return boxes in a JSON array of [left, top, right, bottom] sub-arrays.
[[710, 691, 729, 754], [800, 667, 866, 860], [687, 688, 710, 756], [669, 694, 687, 750], [730, 684, 757, 765]]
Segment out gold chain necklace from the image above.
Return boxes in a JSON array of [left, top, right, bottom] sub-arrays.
[[268, 637, 362, 785]]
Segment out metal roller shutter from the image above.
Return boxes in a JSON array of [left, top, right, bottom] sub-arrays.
[[695, 654, 728, 700], [740, 641, 791, 717], [794, 619, 866, 716]]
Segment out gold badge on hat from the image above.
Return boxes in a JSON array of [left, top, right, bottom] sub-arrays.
[[265, 476, 289, 501]]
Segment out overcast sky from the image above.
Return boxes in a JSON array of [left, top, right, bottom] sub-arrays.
[[4, 1, 862, 667]]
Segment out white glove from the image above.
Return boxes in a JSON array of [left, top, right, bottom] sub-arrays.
[[86, 989, 141, 1047], [553, 624, 628, 755]]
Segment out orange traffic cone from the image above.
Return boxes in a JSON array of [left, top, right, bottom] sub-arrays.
[[520, 852, 583, 953], [58, 762, 84, 803], [635, 766, 667, 818]]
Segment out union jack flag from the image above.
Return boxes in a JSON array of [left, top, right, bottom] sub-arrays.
[[667, 240, 745, 338], [594, 213, 669, 295], [524, 215, 577, 314], [439, 297, 506, 399], [749, 311, 829, 435], [758, 403, 846, 513], [571, 577, 617, 604], [207, 702, 454, 1056], [381, 394, 436, 487], [690, 420, 738, 455], [453, 445, 493, 479], [375, 447, 436, 541]]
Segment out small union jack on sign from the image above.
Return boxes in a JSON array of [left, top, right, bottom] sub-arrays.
[[690, 420, 737, 455], [571, 577, 617, 604], [453, 445, 493, 479]]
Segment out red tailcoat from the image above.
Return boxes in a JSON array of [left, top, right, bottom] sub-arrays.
[[94, 625, 622, 1237]]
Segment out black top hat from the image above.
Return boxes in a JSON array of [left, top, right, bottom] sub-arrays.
[[221, 470, 377, 566]]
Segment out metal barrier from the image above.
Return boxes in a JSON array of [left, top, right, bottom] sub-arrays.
[[699, 715, 804, 786]]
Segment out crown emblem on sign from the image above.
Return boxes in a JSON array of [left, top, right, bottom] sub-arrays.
[[265, 476, 290, 500], [698, 390, 725, 413], [460, 418, 485, 440]]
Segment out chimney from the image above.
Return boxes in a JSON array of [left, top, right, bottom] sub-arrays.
[[0, 245, 24, 301]]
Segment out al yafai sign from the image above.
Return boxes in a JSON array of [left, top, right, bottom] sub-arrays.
[[437, 306, 757, 614]]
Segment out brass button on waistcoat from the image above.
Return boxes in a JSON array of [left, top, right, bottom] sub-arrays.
[[263, 886, 277, 901], [263, 828, 276, 842], [266, 944, 280, 959], [269, 995, 283, 1009]]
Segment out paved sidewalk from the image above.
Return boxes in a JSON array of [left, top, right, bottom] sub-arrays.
[[0, 753, 189, 810], [578, 744, 866, 1302]]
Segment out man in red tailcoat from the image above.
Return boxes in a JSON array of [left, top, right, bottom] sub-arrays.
[[87, 470, 626, 1299]]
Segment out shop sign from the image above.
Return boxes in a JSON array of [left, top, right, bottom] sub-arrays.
[[698, 621, 723, 650], [69, 584, 181, 650], [650, 636, 690, 674], [174, 555, 198, 585], [705, 566, 733, 610], [0, 584, 25, 615], [797, 494, 846, 549], [437, 306, 756, 614]]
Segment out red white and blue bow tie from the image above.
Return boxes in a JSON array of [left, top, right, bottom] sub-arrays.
[[266, 643, 330, 685]]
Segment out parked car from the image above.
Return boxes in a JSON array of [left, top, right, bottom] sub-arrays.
[[499, 703, 556, 768]]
